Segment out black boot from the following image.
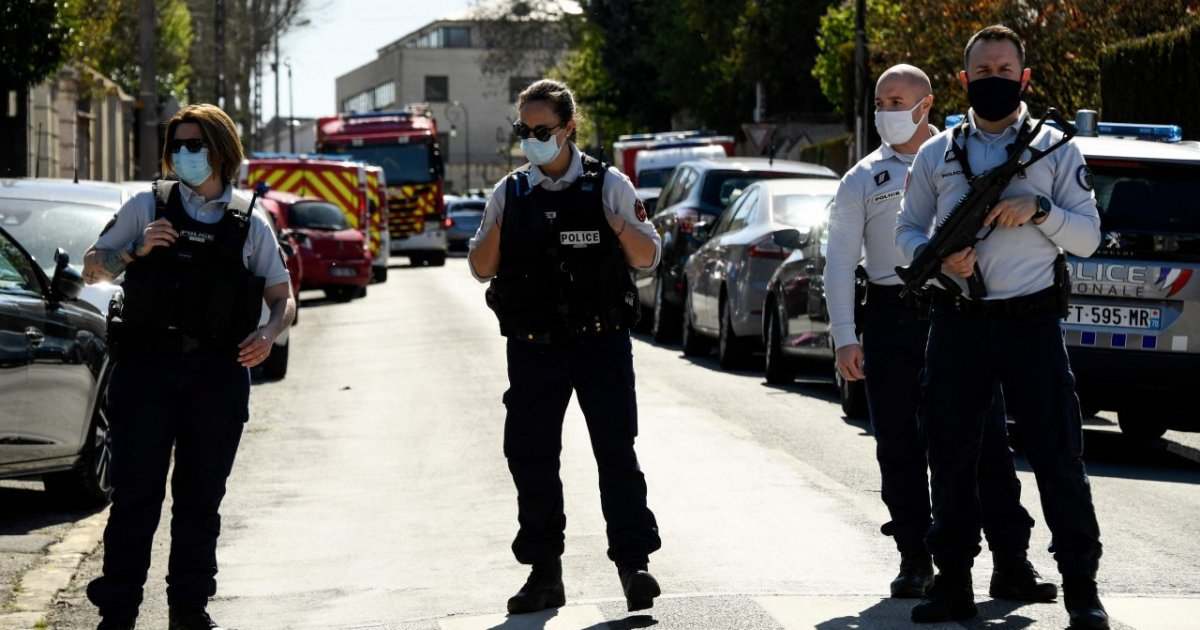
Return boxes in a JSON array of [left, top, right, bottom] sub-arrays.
[[1063, 575, 1110, 630], [618, 564, 661, 612], [96, 618, 136, 630], [507, 559, 566, 615], [890, 551, 934, 599], [911, 571, 978, 623], [168, 608, 223, 630], [989, 555, 1058, 602]]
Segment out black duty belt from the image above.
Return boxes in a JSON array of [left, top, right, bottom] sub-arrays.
[[931, 285, 1062, 319], [113, 324, 232, 357], [864, 283, 929, 311]]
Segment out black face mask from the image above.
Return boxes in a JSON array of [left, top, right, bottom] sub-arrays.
[[967, 76, 1023, 122]]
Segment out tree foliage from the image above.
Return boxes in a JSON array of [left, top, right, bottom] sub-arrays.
[[815, 0, 1200, 125], [473, 0, 579, 78], [68, 0, 194, 101], [1102, 20, 1200, 138], [0, 0, 77, 88]]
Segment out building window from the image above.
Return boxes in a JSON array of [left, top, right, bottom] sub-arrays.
[[343, 91, 372, 113], [411, 25, 472, 49], [509, 77, 538, 103], [444, 26, 471, 48], [425, 76, 449, 103], [373, 82, 396, 109]]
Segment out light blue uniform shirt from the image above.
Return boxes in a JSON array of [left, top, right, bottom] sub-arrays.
[[825, 131, 933, 349], [896, 104, 1101, 300]]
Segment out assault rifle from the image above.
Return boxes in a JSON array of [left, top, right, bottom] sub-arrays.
[[895, 108, 1076, 299]]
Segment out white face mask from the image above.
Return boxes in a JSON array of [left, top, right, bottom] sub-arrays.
[[520, 134, 563, 166], [874, 100, 926, 148]]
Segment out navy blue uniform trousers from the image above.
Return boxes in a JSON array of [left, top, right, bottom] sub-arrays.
[[862, 298, 1034, 558], [503, 331, 661, 567], [87, 350, 248, 619], [921, 306, 1102, 576]]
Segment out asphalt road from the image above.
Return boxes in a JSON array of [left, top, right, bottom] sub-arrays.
[[48, 257, 1200, 629]]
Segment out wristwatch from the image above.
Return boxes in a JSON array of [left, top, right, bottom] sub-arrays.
[[1032, 195, 1052, 224]]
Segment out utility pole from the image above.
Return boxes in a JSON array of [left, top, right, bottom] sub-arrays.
[[138, 0, 158, 180], [214, 0, 225, 107], [286, 60, 295, 152], [272, 3, 281, 151], [853, 0, 868, 161]]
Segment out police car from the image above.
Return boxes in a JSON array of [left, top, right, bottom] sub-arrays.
[[1057, 113, 1200, 439]]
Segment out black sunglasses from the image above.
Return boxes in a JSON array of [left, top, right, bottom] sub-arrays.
[[512, 121, 564, 142], [168, 138, 207, 154]]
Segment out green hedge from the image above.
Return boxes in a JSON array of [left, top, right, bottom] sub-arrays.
[[1101, 22, 1200, 140]]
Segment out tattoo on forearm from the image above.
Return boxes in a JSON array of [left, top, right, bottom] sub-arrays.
[[100, 249, 129, 276]]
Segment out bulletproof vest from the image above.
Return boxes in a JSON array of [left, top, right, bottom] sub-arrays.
[[489, 154, 638, 342], [118, 180, 266, 348]]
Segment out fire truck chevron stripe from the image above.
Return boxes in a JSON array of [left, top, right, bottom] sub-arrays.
[[279, 169, 305, 195], [318, 170, 358, 214], [264, 168, 288, 188]]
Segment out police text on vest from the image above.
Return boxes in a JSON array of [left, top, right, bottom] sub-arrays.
[[560, 230, 602, 248]]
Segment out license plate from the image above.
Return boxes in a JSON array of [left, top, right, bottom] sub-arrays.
[[330, 267, 357, 277], [1064, 304, 1161, 329]]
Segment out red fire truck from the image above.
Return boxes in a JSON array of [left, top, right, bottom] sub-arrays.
[[316, 107, 449, 266]]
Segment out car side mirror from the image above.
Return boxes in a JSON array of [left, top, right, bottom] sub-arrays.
[[692, 220, 714, 242], [773, 228, 809, 250], [51, 248, 84, 301]]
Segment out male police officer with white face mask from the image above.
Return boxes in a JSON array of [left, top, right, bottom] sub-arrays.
[[826, 63, 1051, 605], [896, 26, 1107, 629]]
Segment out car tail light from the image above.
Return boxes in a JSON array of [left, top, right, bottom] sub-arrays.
[[748, 236, 788, 259], [676, 208, 702, 234], [443, 216, 454, 229]]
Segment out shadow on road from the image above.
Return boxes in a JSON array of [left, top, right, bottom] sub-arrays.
[[0, 483, 104, 535], [816, 596, 1034, 629], [1010, 423, 1200, 484]]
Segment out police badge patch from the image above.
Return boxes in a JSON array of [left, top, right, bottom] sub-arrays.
[[873, 171, 890, 186], [1076, 164, 1094, 191], [634, 199, 648, 222]]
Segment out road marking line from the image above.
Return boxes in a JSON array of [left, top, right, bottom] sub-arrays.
[[439, 605, 606, 630], [1106, 596, 1200, 630]]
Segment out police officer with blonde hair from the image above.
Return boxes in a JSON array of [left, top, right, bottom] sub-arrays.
[[827, 63, 1052, 605], [469, 79, 664, 614], [83, 104, 295, 630]]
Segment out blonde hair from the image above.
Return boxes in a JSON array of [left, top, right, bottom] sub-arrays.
[[161, 104, 244, 183]]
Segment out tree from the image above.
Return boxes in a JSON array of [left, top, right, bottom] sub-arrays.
[[0, 0, 77, 88], [68, 0, 194, 102], [814, 0, 1200, 127], [472, 0, 579, 78]]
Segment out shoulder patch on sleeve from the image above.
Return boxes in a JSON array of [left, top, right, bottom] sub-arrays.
[[634, 199, 648, 222], [1076, 164, 1094, 192]]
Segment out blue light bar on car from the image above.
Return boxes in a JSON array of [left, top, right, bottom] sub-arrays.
[[251, 152, 356, 162], [1095, 122, 1182, 143], [944, 114, 965, 129]]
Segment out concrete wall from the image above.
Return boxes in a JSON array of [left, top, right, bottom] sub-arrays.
[[25, 64, 134, 182]]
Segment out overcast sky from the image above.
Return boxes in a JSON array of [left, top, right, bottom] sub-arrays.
[[259, 0, 473, 122]]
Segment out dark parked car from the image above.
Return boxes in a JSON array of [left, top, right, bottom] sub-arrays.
[[761, 202, 867, 417], [445, 197, 486, 252], [636, 157, 838, 343], [0, 224, 112, 505]]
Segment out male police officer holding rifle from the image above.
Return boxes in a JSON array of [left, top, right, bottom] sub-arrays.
[[895, 26, 1107, 628], [828, 63, 1051, 604]]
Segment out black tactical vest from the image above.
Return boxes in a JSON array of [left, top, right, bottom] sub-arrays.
[[488, 154, 639, 343], [118, 180, 266, 348]]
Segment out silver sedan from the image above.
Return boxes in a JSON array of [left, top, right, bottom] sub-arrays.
[[681, 177, 838, 369]]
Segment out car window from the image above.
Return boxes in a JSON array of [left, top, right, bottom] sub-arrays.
[[700, 171, 819, 209], [668, 167, 697, 208], [288, 201, 350, 231], [656, 169, 681, 210], [0, 231, 42, 296], [727, 189, 758, 233], [1090, 161, 1200, 261], [712, 190, 748, 236], [772, 193, 835, 229], [0, 199, 112, 275]]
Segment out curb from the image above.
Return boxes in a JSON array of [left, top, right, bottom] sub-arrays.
[[0, 508, 109, 630]]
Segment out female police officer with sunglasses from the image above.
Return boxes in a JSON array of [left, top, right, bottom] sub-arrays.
[[82, 104, 296, 630], [468, 80, 664, 614]]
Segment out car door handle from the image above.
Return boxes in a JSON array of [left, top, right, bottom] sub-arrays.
[[25, 327, 45, 347]]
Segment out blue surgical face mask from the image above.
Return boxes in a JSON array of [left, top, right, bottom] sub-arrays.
[[172, 147, 213, 187], [520, 134, 563, 166]]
